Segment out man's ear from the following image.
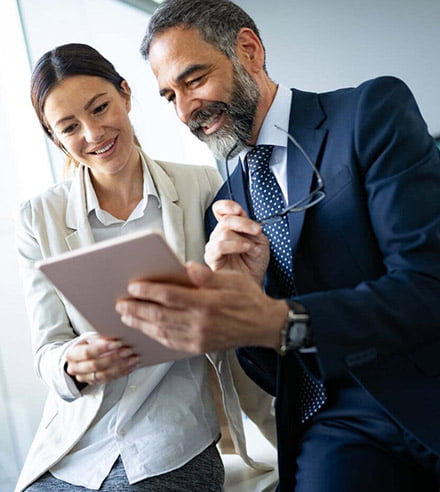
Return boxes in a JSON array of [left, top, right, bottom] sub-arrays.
[[235, 27, 265, 74]]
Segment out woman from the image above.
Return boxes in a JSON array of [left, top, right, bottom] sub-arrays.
[[14, 44, 274, 492]]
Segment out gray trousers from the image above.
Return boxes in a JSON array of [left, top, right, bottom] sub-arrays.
[[25, 442, 224, 491]]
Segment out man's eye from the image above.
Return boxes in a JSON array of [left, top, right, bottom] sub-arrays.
[[166, 94, 176, 104], [188, 76, 203, 87]]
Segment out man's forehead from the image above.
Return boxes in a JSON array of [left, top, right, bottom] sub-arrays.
[[149, 27, 224, 65], [149, 28, 227, 81]]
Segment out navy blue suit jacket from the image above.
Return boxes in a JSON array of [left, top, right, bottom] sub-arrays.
[[206, 76, 440, 490]]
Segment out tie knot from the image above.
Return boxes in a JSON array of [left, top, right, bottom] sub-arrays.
[[246, 145, 274, 173]]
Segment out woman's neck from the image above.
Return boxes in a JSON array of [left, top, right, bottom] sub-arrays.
[[90, 149, 144, 221]]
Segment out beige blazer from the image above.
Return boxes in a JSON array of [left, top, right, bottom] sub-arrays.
[[14, 151, 275, 492]]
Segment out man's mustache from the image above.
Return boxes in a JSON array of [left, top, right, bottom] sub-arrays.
[[188, 102, 229, 134]]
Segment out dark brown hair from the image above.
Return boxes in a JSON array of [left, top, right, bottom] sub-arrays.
[[30, 43, 140, 173], [31, 43, 125, 142]]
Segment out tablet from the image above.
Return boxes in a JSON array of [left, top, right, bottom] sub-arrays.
[[37, 230, 193, 367]]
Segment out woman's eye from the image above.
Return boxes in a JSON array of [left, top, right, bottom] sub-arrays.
[[62, 124, 77, 135], [93, 102, 108, 114]]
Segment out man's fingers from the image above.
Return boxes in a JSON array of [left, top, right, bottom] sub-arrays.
[[118, 297, 210, 354], [205, 237, 253, 268], [118, 315, 192, 353], [125, 267, 212, 305], [185, 261, 218, 287], [212, 214, 261, 237], [212, 199, 248, 222]]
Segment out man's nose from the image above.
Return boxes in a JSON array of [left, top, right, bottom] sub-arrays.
[[175, 94, 201, 126]]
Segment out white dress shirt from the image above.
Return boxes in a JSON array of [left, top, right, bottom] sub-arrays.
[[240, 86, 318, 353], [239, 84, 293, 201], [50, 154, 219, 489]]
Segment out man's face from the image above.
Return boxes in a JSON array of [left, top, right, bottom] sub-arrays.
[[149, 27, 260, 159]]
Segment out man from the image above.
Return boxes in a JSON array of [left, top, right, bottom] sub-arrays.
[[116, 1, 440, 490]]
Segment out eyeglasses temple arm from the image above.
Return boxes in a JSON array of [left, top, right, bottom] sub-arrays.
[[225, 142, 239, 203], [274, 124, 324, 189]]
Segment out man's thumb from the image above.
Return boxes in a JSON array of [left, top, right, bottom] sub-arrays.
[[185, 261, 214, 287]]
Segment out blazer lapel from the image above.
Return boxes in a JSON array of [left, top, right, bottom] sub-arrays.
[[287, 89, 327, 256], [143, 152, 186, 262], [65, 166, 95, 251], [161, 197, 185, 262], [62, 156, 186, 261]]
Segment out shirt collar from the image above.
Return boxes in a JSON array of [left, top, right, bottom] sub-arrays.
[[84, 150, 160, 221], [239, 84, 293, 164]]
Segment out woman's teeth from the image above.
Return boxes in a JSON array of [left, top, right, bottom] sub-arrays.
[[94, 140, 114, 154]]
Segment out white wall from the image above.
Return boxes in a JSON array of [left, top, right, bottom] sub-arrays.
[[19, 0, 215, 182], [0, 3, 53, 491], [236, 0, 440, 137]]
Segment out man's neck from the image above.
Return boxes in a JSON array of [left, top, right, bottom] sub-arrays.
[[249, 78, 278, 145]]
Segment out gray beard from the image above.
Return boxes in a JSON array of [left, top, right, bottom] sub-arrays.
[[187, 62, 260, 160]]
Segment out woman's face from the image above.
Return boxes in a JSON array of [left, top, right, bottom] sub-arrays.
[[43, 75, 137, 178]]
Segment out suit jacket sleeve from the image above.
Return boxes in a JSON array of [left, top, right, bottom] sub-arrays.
[[298, 77, 440, 381]]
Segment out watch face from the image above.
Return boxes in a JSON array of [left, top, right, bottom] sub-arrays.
[[287, 309, 311, 349], [279, 306, 311, 354], [288, 321, 308, 348]]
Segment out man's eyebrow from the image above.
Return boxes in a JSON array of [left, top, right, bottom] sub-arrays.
[[159, 64, 211, 97]]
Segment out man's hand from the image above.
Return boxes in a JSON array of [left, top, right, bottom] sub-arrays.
[[205, 200, 270, 285], [65, 335, 139, 385], [115, 261, 289, 355]]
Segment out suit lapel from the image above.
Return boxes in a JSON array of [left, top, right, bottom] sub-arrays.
[[228, 90, 328, 276], [229, 158, 252, 217], [287, 89, 327, 256]]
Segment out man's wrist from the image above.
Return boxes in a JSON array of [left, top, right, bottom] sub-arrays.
[[277, 301, 312, 355]]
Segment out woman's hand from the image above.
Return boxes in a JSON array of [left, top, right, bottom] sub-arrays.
[[65, 335, 139, 386], [205, 200, 270, 285]]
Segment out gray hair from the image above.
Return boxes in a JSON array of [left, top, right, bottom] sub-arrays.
[[140, 0, 266, 71]]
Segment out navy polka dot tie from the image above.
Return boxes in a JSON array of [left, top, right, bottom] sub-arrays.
[[247, 144, 326, 422]]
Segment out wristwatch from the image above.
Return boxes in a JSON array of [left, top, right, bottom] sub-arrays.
[[277, 301, 312, 356]]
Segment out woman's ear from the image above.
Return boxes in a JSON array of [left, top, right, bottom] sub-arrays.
[[120, 80, 132, 111]]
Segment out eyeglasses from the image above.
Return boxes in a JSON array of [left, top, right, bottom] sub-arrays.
[[224, 125, 325, 225]]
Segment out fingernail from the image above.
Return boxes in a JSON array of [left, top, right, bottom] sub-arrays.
[[128, 355, 140, 367], [252, 223, 261, 233], [116, 302, 126, 314], [121, 315, 132, 326], [127, 283, 139, 296], [120, 348, 134, 358], [107, 340, 123, 351]]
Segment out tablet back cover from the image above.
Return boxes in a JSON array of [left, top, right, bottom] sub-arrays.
[[38, 231, 193, 366]]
